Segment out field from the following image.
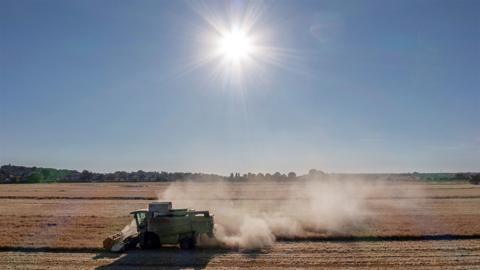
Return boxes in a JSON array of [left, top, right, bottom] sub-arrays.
[[0, 181, 479, 269]]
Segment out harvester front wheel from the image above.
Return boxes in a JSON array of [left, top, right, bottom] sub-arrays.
[[140, 232, 160, 249], [179, 237, 196, 250]]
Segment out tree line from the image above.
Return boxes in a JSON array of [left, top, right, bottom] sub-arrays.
[[0, 165, 329, 183], [1, 164, 478, 184]]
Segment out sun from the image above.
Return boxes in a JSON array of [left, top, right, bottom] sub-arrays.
[[218, 29, 254, 62], [181, 1, 292, 88]]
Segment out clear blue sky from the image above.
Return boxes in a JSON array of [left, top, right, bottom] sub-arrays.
[[1, 0, 479, 174]]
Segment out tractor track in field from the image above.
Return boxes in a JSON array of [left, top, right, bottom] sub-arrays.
[[0, 196, 158, 200], [1, 240, 480, 269], [2, 233, 480, 254], [1, 195, 480, 200]]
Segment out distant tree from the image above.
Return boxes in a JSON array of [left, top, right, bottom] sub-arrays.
[[27, 172, 43, 183], [80, 170, 93, 182], [308, 169, 326, 179], [272, 172, 282, 181], [137, 170, 146, 181], [288, 172, 296, 179], [470, 174, 480, 185], [92, 173, 104, 182], [40, 169, 51, 180]]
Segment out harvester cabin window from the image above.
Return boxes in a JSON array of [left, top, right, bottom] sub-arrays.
[[135, 212, 146, 228]]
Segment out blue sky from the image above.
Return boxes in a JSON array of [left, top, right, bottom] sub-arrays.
[[1, 0, 479, 174]]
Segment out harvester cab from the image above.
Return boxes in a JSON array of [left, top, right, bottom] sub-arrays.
[[131, 210, 147, 230], [103, 202, 214, 252]]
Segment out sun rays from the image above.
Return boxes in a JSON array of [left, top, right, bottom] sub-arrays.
[[167, 1, 301, 91]]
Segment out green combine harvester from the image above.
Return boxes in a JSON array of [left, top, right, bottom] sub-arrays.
[[103, 202, 214, 252]]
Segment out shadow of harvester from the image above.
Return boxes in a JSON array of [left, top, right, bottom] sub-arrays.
[[94, 247, 230, 270]]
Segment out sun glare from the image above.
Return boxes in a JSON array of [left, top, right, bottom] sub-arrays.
[[218, 29, 254, 62], [185, 1, 289, 87]]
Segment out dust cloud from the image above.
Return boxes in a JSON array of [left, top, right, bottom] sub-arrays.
[[158, 177, 420, 250]]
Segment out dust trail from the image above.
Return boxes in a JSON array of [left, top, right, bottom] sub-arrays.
[[158, 177, 421, 249]]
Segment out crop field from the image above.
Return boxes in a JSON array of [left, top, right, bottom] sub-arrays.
[[0, 181, 479, 269]]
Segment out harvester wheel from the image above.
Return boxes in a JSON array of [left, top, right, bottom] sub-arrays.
[[180, 237, 196, 250], [124, 236, 139, 250], [140, 232, 160, 249]]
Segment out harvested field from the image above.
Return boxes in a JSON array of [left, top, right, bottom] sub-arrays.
[[1, 240, 480, 269], [0, 181, 479, 269]]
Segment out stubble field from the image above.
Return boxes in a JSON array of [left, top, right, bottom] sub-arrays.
[[0, 180, 479, 269]]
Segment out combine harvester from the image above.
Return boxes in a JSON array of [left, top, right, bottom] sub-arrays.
[[103, 202, 214, 252]]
